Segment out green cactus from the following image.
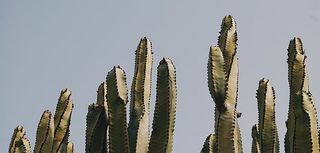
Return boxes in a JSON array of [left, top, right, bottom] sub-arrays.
[[251, 79, 279, 153], [205, 15, 242, 153], [148, 58, 177, 153], [200, 134, 216, 153], [85, 37, 177, 153], [85, 82, 108, 153], [9, 126, 31, 153], [128, 38, 153, 153], [285, 38, 320, 153], [10, 89, 74, 153]]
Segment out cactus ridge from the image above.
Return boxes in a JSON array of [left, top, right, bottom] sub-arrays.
[[286, 37, 310, 152], [254, 79, 279, 153], [293, 91, 320, 152], [129, 37, 153, 153], [52, 89, 74, 153], [218, 15, 238, 75], [148, 58, 177, 153], [34, 110, 54, 153], [201, 134, 216, 153], [106, 66, 129, 153]]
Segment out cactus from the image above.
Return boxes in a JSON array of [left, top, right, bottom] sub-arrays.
[[204, 15, 242, 153], [85, 37, 177, 153], [9, 89, 74, 153], [200, 134, 216, 153], [285, 37, 320, 152], [9, 126, 31, 153], [251, 79, 279, 153]]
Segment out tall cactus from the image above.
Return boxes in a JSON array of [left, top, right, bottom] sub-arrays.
[[85, 37, 177, 153], [251, 79, 279, 153], [128, 37, 153, 153], [148, 58, 177, 153], [85, 82, 108, 153], [205, 15, 242, 153], [285, 37, 320, 152]]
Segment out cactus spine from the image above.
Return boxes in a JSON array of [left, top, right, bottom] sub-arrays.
[[251, 79, 279, 153], [205, 15, 242, 153], [285, 37, 320, 152]]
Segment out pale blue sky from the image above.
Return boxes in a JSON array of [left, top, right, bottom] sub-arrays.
[[1, 1, 320, 152]]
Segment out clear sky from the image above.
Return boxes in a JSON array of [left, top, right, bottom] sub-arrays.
[[1, 1, 320, 152]]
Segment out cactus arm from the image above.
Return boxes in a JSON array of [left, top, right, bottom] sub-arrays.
[[200, 134, 216, 153], [85, 104, 108, 153], [293, 91, 320, 152], [66, 142, 74, 153], [148, 58, 177, 153], [207, 46, 226, 107], [256, 79, 279, 153], [34, 110, 54, 153], [286, 37, 309, 152], [217, 15, 237, 75], [52, 89, 74, 153], [85, 82, 108, 153], [106, 66, 129, 153], [128, 37, 153, 153], [251, 124, 260, 153], [9, 126, 31, 153]]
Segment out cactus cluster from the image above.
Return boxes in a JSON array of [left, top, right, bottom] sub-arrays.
[[85, 37, 177, 153], [9, 89, 74, 153], [8, 15, 320, 153]]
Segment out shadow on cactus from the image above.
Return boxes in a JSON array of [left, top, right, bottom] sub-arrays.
[[85, 37, 177, 153], [9, 89, 74, 153]]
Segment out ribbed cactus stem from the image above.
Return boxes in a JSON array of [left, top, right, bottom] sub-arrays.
[[34, 110, 54, 153], [208, 15, 242, 153], [52, 89, 74, 153], [106, 66, 129, 153], [200, 134, 216, 153], [293, 91, 320, 152], [128, 37, 153, 153], [148, 58, 177, 153], [9, 126, 31, 153], [85, 82, 108, 153], [285, 37, 310, 152], [253, 79, 279, 153]]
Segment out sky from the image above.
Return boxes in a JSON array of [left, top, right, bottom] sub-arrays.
[[1, 1, 320, 152]]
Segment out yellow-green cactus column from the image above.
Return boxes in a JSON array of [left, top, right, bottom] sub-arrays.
[[9, 126, 31, 153], [148, 58, 177, 153], [251, 79, 279, 153], [52, 89, 74, 153], [34, 110, 54, 153], [106, 66, 129, 153], [285, 38, 320, 153], [207, 15, 242, 153], [128, 37, 153, 153]]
